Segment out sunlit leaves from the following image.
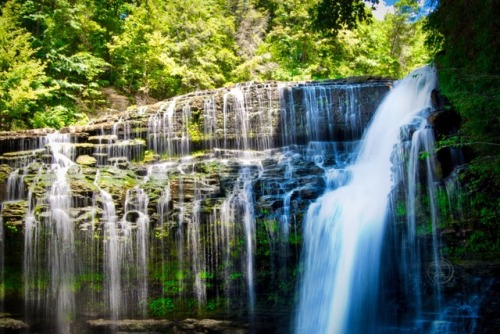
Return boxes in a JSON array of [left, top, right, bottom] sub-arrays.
[[109, 0, 238, 98], [0, 0, 56, 130]]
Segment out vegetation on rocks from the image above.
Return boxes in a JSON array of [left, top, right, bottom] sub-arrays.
[[426, 0, 500, 255]]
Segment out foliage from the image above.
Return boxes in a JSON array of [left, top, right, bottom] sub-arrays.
[[311, 0, 379, 34], [426, 0, 500, 253], [250, 0, 431, 80], [149, 297, 175, 317], [108, 0, 238, 98], [0, 0, 434, 130], [0, 1, 55, 130]]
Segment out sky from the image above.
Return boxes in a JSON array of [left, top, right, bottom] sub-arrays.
[[371, 0, 436, 21], [372, 1, 395, 20]]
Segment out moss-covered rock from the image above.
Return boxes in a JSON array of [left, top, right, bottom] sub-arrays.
[[76, 155, 97, 166]]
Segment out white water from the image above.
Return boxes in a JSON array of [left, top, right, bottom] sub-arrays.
[[220, 162, 260, 317], [148, 99, 177, 156], [45, 133, 75, 333], [295, 67, 438, 333], [2, 75, 455, 331], [94, 170, 122, 320]]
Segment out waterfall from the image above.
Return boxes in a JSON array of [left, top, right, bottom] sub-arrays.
[[45, 133, 75, 333], [9, 75, 483, 333], [405, 118, 443, 326], [94, 170, 121, 320], [147, 99, 177, 157], [295, 67, 438, 333], [220, 162, 260, 318], [203, 96, 219, 149]]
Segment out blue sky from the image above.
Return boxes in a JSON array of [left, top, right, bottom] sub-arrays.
[[372, 0, 436, 21]]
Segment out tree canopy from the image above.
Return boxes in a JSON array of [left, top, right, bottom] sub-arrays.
[[0, 0, 435, 130]]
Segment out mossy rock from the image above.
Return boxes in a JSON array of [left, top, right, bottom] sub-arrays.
[[76, 155, 97, 166], [0, 164, 12, 184], [0, 318, 29, 330], [2, 201, 28, 229]]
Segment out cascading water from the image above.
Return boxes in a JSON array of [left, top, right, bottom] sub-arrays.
[[220, 161, 260, 318], [44, 133, 75, 332], [295, 67, 438, 333], [8, 75, 486, 334]]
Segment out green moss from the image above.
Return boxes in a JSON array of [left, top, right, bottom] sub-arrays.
[[395, 201, 406, 218], [289, 232, 302, 245], [229, 272, 242, 280], [163, 280, 184, 295], [143, 149, 155, 163], [1, 268, 23, 299], [149, 298, 175, 317], [0, 164, 12, 184], [263, 219, 279, 234], [74, 273, 103, 292], [198, 271, 213, 280]]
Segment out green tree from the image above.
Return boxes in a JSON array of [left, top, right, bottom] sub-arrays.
[[109, 0, 238, 99], [19, 0, 111, 123], [340, 0, 431, 78], [311, 0, 379, 34], [0, 0, 55, 130]]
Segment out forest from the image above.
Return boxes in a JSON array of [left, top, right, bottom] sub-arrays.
[[0, 0, 433, 130]]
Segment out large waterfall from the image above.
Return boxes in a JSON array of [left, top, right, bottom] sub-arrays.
[[0, 71, 489, 333], [296, 66, 438, 333]]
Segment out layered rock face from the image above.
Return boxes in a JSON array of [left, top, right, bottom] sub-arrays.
[[0, 79, 391, 333]]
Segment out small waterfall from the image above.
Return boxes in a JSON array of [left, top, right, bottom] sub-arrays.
[[45, 133, 76, 333], [189, 179, 207, 309], [295, 67, 438, 333], [6, 168, 26, 201], [222, 84, 278, 151], [124, 187, 150, 316], [303, 85, 335, 141], [344, 85, 363, 139], [220, 162, 260, 317], [203, 96, 219, 149], [147, 99, 177, 157], [405, 118, 444, 326], [94, 170, 121, 320], [279, 85, 297, 147], [181, 102, 192, 155]]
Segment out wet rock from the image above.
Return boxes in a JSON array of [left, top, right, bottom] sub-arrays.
[[76, 155, 97, 166], [87, 319, 173, 331], [0, 317, 29, 330], [86, 318, 247, 333], [1, 200, 28, 227], [293, 161, 324, 177], [108, 157, 130, 169], [175, 318, 247, 334], [88, 135, 118, 144]]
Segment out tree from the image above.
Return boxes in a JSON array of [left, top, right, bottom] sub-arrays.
[[0, 0, 55, 130], [311, 0, 379, 34], [108, 0, 239, 99], [343, 0, 430, 78], [18, 0, 111, 122]]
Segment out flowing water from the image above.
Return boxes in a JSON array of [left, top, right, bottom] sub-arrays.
[[0, 72, 486, 333], [295, 67, 440, 333]]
